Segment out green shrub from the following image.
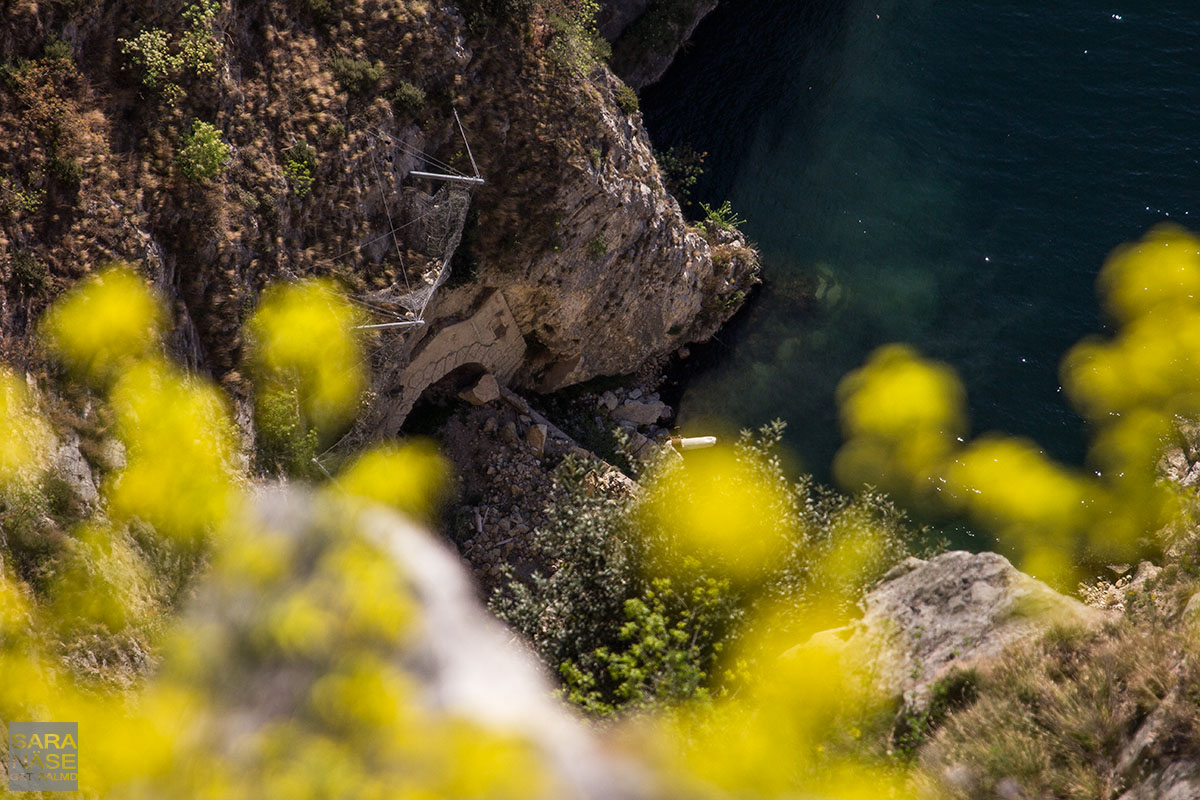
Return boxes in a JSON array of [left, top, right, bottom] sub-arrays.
[[50, 155, 83, 188], [698, 200, 746, 234], [176, 120, 230, 182], [283, 141, 317, 198], [11, 251, 47, 295], [254, 387, 321, 479], [391, 80, 426, 114], [615, 83, 639, 115], [330, 56, 382, 96], [656, 144, 706, 203], [492, 421, 937, 715], [118, 0, 220, 103], [560, 574, 740, 715], [42, 37, 73, 63], [120, 28, 177, 89], [490, 455, 640, 676]]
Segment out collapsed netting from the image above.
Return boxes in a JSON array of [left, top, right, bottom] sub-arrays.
[[357, 181, 473, 323]]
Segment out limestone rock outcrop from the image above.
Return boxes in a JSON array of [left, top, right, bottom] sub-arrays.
[[467, 63, 758, 392], [828, 551, 1105, 710]]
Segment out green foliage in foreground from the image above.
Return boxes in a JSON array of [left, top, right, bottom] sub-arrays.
[[492, 421, 938, 715]]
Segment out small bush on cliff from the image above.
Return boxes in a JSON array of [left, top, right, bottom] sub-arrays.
[[330, 56, 382, 96], [283, 141, 317, 198], [392, 81, 426, 114], [698, 200, 746, 234], [11, 251, 47, 296], [656, 144, 706, 204], [615, 83, 640, 115], [118, 0, 221, 104], [544, 0, 610, 74], [176, 120, 230, 182]]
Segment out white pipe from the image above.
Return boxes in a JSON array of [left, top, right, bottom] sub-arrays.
[[354, 320, 426, 330], [671, 436, 717, 451], [409, 171, 486, 185]]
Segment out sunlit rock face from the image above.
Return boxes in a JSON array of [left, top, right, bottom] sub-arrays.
[[829, 551, 1104, 711]]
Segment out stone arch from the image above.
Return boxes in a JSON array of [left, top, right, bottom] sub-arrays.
[[378, 291, 526, 435]]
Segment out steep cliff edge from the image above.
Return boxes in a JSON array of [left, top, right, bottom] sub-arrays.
[[0, 0, 755, 410]]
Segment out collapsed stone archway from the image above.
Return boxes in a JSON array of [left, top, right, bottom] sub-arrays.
[[367, 290, 526, 439]]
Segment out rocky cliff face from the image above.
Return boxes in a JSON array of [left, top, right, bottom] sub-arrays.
[[464, 62, 757, 391], [596, 0, 652, 41], [605, 0, 719, 90], [0, 0, 755, 410]]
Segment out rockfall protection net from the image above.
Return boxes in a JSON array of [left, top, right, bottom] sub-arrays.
[[360, 180, 473, 322]]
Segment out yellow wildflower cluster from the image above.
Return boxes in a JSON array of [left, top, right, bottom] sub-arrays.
[[1, 265, 547, 799], [835, 226, 1200, 584]]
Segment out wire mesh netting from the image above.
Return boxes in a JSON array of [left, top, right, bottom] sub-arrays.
[[361, 182, 473, 321]]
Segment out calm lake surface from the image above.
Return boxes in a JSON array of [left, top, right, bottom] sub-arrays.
[[644, 1, 1200, 486]]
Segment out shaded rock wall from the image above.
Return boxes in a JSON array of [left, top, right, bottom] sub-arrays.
[[607, 0, 719, 90]]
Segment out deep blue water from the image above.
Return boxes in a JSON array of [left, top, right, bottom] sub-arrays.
[[644, 2, 1200, 483]]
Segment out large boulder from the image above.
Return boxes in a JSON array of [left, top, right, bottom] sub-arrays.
[[52, 432, 99, 509], [826, 551, 1105, 710]]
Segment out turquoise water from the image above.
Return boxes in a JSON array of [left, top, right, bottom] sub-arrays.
[[644, 2, 1200, 482]]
